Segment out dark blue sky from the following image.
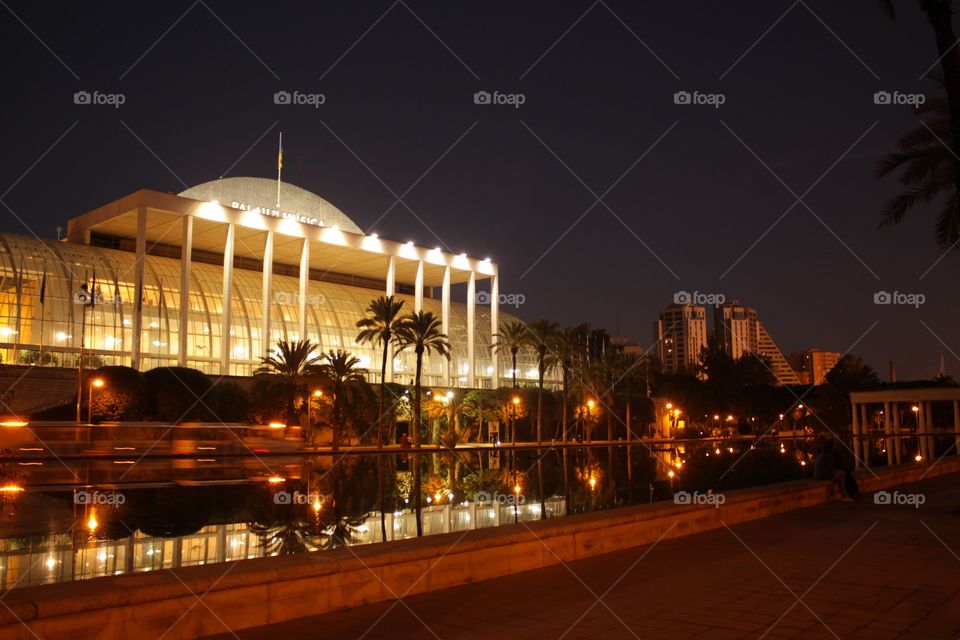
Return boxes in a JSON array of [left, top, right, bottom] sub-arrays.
[[0, 1, 956, 379]]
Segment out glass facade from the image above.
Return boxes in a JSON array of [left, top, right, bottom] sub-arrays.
[[0, 233, 545, 387]]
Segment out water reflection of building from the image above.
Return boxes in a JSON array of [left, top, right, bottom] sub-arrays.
[[0, 498, 566, 590], [0, 177, 553, 388]]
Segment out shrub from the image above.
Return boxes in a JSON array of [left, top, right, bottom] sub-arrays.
[[208, 381, 250, 423], [143, 367, 214, 423], [88, 366, 147, 421]]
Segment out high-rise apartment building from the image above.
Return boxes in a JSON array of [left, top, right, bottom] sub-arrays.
[[654, 304, 708, 375]]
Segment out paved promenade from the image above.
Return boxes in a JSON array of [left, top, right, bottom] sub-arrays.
[[207, 474, 960, 639]]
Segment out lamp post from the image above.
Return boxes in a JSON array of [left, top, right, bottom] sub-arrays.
[[87, 378, 104, 423], [511, 395, 519, 445], [586, 399, 595, 443]]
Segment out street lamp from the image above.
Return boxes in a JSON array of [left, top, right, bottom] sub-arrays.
[[88, 378, 104, 423], [586, 399, 595, 442], [511, 395, 520, 445]]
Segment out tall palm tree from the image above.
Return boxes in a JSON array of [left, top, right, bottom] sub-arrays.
[[313, 350, 367, 450], [524, 319, 560, 444], [879, 2, 960, 249], [876, 78, 960, 248], [551, 324, 589, 443], [493, 320, 529, 390], [394, 310, 450, 537], [355, 295, 406, 542], [355, 295, 406, 447], [255, 339, 323, 426]]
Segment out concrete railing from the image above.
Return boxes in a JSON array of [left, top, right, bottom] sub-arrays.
[[2, 457, 958, 640]]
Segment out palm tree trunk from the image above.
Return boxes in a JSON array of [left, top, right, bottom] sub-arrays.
[[413, 350, 423, 537], [561, 366, 569, 443], [331, 389, 341, 451], [510, 350, 518, 443], [536, 357, 545, 444]]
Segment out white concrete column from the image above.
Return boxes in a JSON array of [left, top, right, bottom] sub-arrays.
[[177, 215, 193, 367], [892, 404, 902, 464], [130, 206, 147, 370], [466, 271, 476, 388], [852, 402, 861, 469], [954, 400, 960, 458], [490, 272, 499, 389], [441, 265, 451, 386], [415, 259, 424, 313], [220, 223, 236, 374], [385, 256, 395, 383], [261, 231, 274, 357], [298, 238, 310, 339], [884, 401, 893, 466]]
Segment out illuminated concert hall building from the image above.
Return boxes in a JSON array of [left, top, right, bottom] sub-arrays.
[[0, 177, 533, 387]]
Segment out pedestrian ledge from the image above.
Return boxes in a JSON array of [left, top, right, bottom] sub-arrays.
[[3, 458, 958, 640]]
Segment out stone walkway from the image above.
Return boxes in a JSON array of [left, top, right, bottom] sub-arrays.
[[205, 474, 960, 639]]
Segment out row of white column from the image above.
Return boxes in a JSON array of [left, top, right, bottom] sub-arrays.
[[852, 400, 960, 469], [130, 211, 500, 388]]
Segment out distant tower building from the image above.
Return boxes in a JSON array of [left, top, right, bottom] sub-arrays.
[[788, 348, 841, 385], [713, 300, 759, 358], [713, 299, 801, 386], [654, 304, 708, 375]]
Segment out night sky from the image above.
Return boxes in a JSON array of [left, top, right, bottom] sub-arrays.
[[0, 1, 956, 380]]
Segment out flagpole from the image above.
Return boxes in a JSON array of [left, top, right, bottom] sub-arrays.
[[276, 131, 283, 208]]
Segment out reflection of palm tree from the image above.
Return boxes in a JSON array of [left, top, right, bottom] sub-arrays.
[[356, 295, 406, 544], [314, 350, 367, 450], [319, 517, 367, 549], [394, 311, 450, 537], [255, 340, 322, 425], [249, 519, 319, 556]]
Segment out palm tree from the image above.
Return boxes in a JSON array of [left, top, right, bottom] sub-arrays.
[[313, 349, 367, 450], [524, 319, 560, 444], [551, 324, 589, 443], [355, 295, 406, 447], [493, 321, 529, 386], [879, 2, 960, 249], [876, 78, 960, 248], [394, 310, 450, 537], [355, 295, 406, 542], [255, 339, 323, 426]]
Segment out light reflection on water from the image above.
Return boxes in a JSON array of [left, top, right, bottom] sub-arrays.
[[0, 442, 809, 590]]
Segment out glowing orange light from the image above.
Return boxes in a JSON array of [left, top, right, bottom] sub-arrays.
[[267, 476, 285, 484], [0, 484, 24, 493], [0, 420, 27, 428], [91, 378, 105, 388], [268, 422, 286, 429], [87, 513, 98, 532]]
